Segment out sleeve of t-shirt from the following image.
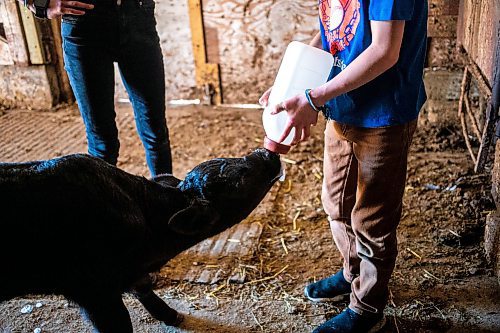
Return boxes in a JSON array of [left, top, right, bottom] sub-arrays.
[[369, 0, 415, 21]]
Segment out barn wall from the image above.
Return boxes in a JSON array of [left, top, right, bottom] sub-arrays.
[[0, 2, 59, 110], [420, 0, 462, 124], [114, 0, 318, 104], [0, 39, 14, 65], [427, 0, 461, 68], [114, 0, 197, 103], [0, 1, 479, 108], [202, 0, 318, 104]]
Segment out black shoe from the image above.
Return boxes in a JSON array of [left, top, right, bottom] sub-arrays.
[[313, 308, 386, 333], [304, 269, 351, 302]]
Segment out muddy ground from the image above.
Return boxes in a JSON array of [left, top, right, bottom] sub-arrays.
[[0, 104, 499, 332]]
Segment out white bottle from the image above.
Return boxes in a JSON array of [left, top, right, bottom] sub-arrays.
[[262, 41, 334, 154]]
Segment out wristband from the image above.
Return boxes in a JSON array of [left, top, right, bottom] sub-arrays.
[[305, 89, 325, 113]]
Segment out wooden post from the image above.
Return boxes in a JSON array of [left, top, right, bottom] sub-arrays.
[[188, 0, 222, 105], [18, 5, 45, 64]]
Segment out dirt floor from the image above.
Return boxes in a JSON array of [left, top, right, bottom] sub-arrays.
[[0, 104, 499, 333]]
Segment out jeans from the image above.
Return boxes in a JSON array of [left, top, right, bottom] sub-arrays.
[[61, 0, 172, 176], [322, 119, 417, 315]]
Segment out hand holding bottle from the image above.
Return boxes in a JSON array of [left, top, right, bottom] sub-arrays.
[[259, 41, 334, 154], [260, 88, 319, 145]]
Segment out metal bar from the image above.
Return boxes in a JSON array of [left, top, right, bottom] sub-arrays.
[[458, 67, 477, 164], [464, 93, 483, 142], [458, 46, 492, 99], [475, 103, 497, 172]]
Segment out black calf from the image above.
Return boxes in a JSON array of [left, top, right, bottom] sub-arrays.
[[0, 149, 281, 332]]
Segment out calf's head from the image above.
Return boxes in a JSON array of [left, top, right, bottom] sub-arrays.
[[168, 148, 282, 236]]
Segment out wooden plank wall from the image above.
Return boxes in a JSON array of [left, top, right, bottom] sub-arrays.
[[0, 0, 29, 66], [0, 15, 15, 65], [457, 0, 500, 85], [116, 0, 318, 104], [202, 0, 318, 104]]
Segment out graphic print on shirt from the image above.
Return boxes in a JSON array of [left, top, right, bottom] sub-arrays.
[[319, 0, 361, 55]]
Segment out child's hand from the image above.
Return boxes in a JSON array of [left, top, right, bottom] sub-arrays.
[[271, 93, 318, 145]]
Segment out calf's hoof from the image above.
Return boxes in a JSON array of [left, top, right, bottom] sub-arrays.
[[163, 312, 183, 327]]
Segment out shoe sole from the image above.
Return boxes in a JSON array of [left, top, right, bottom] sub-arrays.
[[303, 286, 350, 303], [368, 315, 386, 333]]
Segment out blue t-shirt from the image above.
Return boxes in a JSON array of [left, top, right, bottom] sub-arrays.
[[319, 0, 428, 127]]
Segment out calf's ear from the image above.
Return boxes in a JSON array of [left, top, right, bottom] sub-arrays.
[[168, 199, 219, 236]]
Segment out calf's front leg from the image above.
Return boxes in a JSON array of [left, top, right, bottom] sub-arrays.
[[132, 275, 183, 326], [76, 292, 133, 333]]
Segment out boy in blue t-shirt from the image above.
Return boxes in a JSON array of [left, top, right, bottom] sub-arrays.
[[260, 1, 427, 332]]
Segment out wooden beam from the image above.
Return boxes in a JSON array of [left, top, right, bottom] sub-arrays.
[[188, 0, 222, 105], [18, 4, 45, 64]]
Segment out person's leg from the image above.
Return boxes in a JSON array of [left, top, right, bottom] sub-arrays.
[[347, 120, 417, 316], [322, 121, 360, 281], [116, 0, 172, 176], [312, 120, 416, 333], [305, 121, 359, 302], [61, 16, 120, 165]]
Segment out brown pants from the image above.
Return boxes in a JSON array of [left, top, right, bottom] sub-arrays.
[[322, 120, 417, 315]]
